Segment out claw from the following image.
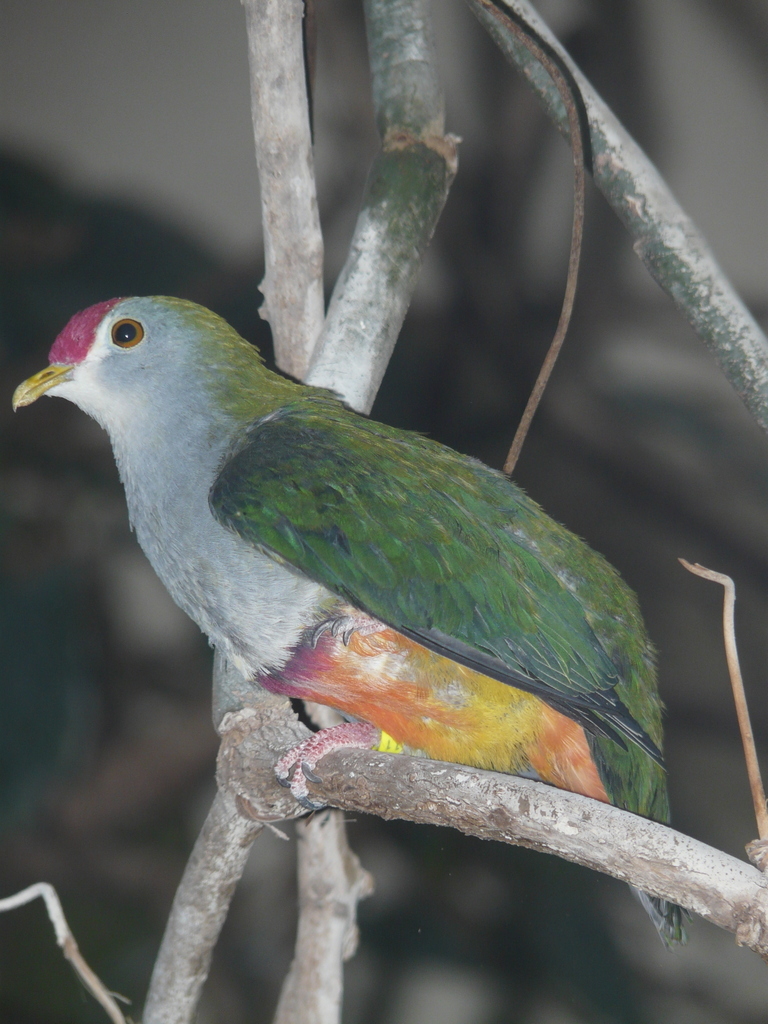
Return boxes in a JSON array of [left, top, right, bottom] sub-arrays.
[[310, 611, 385, 650], [297, 794, 327, 811], [275, 773, 293, 788], [301, 761, 323, 784], [310, 621, 331, 648]]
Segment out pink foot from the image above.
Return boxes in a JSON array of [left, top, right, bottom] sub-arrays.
[[275, 722, 380, 809]]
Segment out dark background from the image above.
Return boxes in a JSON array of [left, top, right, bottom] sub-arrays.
[[0, 1, 766, 1021]]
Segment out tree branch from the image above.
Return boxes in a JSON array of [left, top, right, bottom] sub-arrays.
[[225, 741, 768, 961], [267, 4, 456, 1017], [467, 0, 768, 434], [242, 0, 325, 379], [142, 788, 263, 1024], [214, 689, 375, 1024], [306, 0, 458, 414], [272, 812, 374, 1024]]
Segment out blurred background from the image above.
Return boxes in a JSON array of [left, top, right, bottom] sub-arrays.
[[0, 0, 766, 1021]]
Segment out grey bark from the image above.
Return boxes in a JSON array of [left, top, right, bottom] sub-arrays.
[[230, 743, 768, 961], [270, 3, 456, 1018], [242, 0, 325, 379], [142, 788, 263, 1024], [144, 0, 328, 1013], [306, 0, 458, 414], [272, 813, 374, 1024], [145, 0, 457, 1020]]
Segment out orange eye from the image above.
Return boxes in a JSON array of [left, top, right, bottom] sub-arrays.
[[111, 318, 145, 348]]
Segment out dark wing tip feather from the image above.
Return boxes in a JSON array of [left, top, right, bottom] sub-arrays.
[[632, 888, 688, 946]]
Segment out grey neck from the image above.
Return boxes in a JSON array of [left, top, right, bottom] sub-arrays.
[[107, 390, 327, 676]]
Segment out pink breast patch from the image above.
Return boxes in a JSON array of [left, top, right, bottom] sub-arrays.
[[48, 297, 125, 365]]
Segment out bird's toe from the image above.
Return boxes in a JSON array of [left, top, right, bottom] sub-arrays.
[[273, 721, 381, 806]]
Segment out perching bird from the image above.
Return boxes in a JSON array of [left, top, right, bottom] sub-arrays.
[[14, 296, 684, 942]]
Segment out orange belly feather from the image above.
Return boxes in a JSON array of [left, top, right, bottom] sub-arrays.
[[263, 622, 608, 803]]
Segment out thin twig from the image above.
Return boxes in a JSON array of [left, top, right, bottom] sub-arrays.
[[0, 883, 127, 1024], [679, 560, 768, 842], [494, 7, 587, 475]]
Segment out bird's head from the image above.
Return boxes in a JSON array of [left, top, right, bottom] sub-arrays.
[[12, 296, 296, 435]]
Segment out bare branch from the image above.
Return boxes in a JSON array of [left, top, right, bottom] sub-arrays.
[[680, 561, 768, 865], [142, 789, 263, 1024], [149, 1, 393, 1018], [273, 812, 374, 1024], [147, 2, 364, 1018], [242, 0, 325, 378], [216, 687, 315, 825], [0, 883, 127, 1024], [306, 0, 458, 414], [266, 6, 458, 1008], [467, 0, 768, 434], [224, 741, 768, 960]]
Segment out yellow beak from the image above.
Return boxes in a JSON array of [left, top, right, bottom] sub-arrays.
[[12, 364, 74, 410]]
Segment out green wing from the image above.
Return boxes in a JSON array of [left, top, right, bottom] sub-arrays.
[[210, 399, 663, 771]]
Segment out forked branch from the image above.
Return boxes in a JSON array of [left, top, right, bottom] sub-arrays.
[[145, 1, 456, 1022], [306, 0, 458, 414], [468, 0, 768, 435]]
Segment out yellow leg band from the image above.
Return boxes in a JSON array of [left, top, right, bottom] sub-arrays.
[[376, 730, 404, 754]]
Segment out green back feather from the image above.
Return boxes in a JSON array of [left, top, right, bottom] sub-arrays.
[[210, 396, 669, 821]]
